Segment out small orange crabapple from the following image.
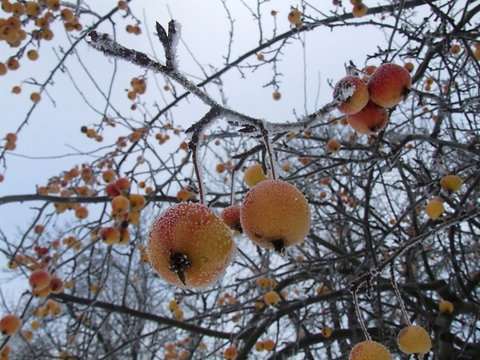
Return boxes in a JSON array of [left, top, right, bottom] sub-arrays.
[[255, 341, 264, 351], [288, 9, 301, 24], [263, 290, 280, 306], [327, 139, 341, 152], [397, 325, 431, 355], [321, 326, 332, 338], [29, 269, 51, 291], [31, 92, 41, 103], [0, 315, 21, 336], [263, 339, 275, 351], [439, 300, 454, 314], [425, 198, 444, 219], [61, 8, 74, 22], [223, 346, 237, 359]]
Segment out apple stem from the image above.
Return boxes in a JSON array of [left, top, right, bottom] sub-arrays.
[[271, 239, 285, 256], [390, 263, 412, 326], [352, 289, 372, 341], [169, 252, 190, 286]]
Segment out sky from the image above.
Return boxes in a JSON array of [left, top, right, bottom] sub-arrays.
[[0, 0, 394, 302]]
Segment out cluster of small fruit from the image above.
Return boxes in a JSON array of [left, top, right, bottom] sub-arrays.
[[0, 0, 83, 107], [333, 63, 412, 135], [0, 270, 64, 352], [2, 132, 17, 152], [0, 1, 81, 70], [146, 162, 311, 289], [424, 174, 463, 220], [350, 0, 368, 18], [127, 77, 147, 101]]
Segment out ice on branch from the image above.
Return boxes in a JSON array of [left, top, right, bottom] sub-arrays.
[[87, 31, 168, 74], [169, 21, 182, 69]]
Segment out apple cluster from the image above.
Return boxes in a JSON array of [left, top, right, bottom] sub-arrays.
[[147, 164, 311, 289], [333, 63, 412, 135]]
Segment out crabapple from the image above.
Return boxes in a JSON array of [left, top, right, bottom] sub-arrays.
[[288, 9, 301, 24], [111, 196, 130, 215], [333, 75, 369, 114], [404, 62, 414, 72], [439, 300, 454, 314], [75, 206, 88, 219], [397, 325, 431, 355], [0, 62, 7, 75], [168, 300, 179, 312], [129, 194, 146, 211], [425, 198, 444, 219], [0, 315, 21, 336], [105, 183, 121, 197], [117, 227, 130, 245], [352, 3, 368, 17], [176, 189, 197, 202], [347, 100, 388, 135], [31, 92, 41, 103], [114, 177, 131, 192], [244, 164, 269, 187], [272, 91, 281, 100], [223, 347, 237, 359], [321, 326, 332, 338], [367, 63, 412, 108], [327, 139, 341, 152], [147, 203, 236, 288], [349, 341, 392, 360], [440, 175, 462, 193], [98, 227, 121, 245], [128, 210, 140, 225], [47, 0, 60, 11], [61, 8, 74, 22], [241, 179, 311, 255], [450, 44, 461, 54], [173, 308, 184, 321], [49, 277, 63, 294], [29, 269, 51, 291], [216, 163, 226, 173], [263, 339, 275, 351], [263, 290, 279, 306], [220, 205, 242, 233], [102, 170, 116, 183], [255, 341, 264, 351]]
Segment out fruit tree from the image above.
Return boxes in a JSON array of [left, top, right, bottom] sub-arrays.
[[0, 0, 479, 359]]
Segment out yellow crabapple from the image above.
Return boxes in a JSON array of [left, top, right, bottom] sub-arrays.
[[244, 163, 269, 187], [397, 325, 431, 355], [439, 300, 454, 314], [241, 179, 311, 255], [349, 341, 392, 360], [147, 203, 236, 288], [425, 198, 444, 219], [0, 315, 21, 336]]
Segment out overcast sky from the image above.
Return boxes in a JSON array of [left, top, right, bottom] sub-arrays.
[[0, 0, 399, 295]]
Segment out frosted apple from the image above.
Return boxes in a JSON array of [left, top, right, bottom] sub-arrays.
[[147, 203, 236, 288], [333, 75, 369, 114], [367, 63, 412, 108], [347, 100, 388, 135], [241, 179, 311, 255]]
